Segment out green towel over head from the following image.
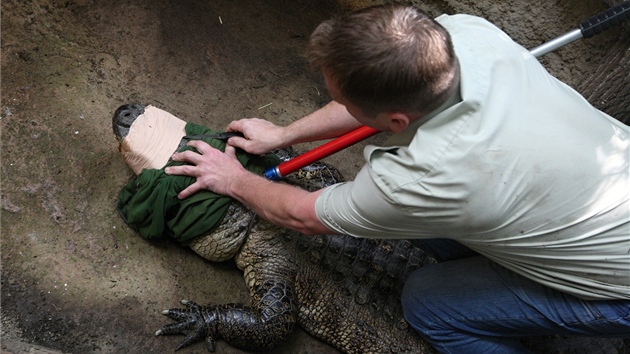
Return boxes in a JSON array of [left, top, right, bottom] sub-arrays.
[[116, 122, 280, 243]]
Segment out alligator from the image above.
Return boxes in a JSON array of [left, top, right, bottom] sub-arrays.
[[112, 103, 438, 353], [112, 104, 627, 353]]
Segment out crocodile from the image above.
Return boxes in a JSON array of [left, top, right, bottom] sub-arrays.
[[112, 103, 438, 353]]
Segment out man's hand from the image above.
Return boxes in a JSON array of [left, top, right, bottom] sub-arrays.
[[225, 118, 287, 155], [165, 140, 247, 199], [166, 137, 333, 236]]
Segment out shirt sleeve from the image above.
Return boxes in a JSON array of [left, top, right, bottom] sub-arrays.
[[315, 166, 429, 238]]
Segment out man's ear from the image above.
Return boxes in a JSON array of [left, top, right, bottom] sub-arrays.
[[387, 112, 410, 133]]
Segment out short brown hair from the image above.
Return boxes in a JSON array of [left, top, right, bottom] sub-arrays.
[[307, 5, 459, 117]]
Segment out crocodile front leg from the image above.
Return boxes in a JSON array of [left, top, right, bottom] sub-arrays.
[[157, 278, 297, 352]]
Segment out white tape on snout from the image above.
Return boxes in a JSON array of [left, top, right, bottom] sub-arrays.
[[119, 105, 187, 175]]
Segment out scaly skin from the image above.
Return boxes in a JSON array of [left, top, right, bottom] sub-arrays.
[[113, 104, 438, 353]]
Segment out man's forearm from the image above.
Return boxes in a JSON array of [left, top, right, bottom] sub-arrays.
[[228, 170, 333, 235], [282, 101, 362, 146]]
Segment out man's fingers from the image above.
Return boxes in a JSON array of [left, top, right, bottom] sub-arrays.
[[177, 182, 202, 199], [170, 150, 204, 166], [224, 143, 237, 157], [165, 164, 194, 176], [227, 119, 243, 132], [186, 140, 214, 154], [170, 140, 222, 166], [227, 135, 271, 155], [226, 136, 248, 150], [227, 118, 257, 132], [161, 139, 240, 199]]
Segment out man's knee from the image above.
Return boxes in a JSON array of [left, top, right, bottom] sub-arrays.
[[400, 256, 496, 333], [401, 264, 443, 334]]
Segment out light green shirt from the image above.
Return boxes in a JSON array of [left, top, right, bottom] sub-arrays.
[[315, 14, 630, 300]]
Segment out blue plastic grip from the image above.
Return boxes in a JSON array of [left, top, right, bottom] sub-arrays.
[[264, 166, 282, 181]]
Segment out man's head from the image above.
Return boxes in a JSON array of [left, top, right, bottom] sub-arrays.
[[307, 4, 459, 131]]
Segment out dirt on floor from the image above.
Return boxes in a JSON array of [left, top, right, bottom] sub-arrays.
[[0, 0, 624, 353]]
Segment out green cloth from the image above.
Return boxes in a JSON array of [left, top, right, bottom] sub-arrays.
[[116, 122, 280, 243]]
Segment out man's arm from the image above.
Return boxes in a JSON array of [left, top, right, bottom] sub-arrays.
[[226, 101, 362, 154], [229, 168, 331, 235], [165, 142, 334, 235]]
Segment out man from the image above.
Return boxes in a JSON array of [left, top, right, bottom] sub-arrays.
[[165, 4, 630, 353]]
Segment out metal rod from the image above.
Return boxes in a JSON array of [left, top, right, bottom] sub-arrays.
[[529, 29, 583, 58]]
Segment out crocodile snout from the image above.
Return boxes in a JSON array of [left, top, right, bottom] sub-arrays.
[[112, 104, 146, 142]]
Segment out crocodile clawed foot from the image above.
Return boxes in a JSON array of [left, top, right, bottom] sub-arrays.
[[156, 300, 218, 352]]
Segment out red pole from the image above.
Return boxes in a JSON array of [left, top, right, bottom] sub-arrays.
[[264, 125, 380, 180]]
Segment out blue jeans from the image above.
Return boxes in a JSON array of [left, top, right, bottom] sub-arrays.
[[401, 239, 630, 353]]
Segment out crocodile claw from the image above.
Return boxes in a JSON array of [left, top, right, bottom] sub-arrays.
[[156, 300, 218, 352]]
